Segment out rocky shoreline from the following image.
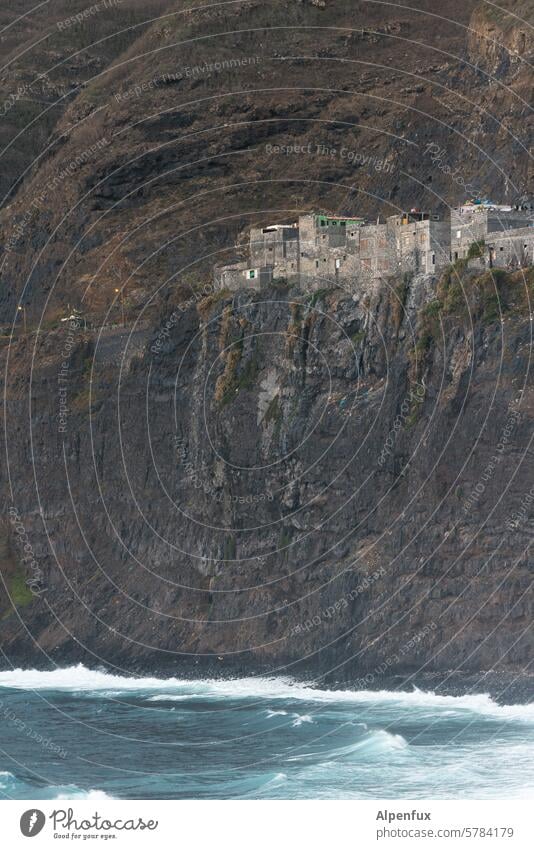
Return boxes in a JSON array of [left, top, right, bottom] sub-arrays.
[[1, 646, 532, 705]]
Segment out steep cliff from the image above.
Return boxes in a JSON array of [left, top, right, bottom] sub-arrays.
[[468, 2, 534, 76], [1, 264, 533, 684]]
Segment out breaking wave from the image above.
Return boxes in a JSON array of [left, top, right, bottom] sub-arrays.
[[1, 665, 532, 721], [0, 771, 112, 800], [1, 666, 533, 799]]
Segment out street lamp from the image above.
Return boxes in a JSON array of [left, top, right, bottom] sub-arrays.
[[17, 305, 26, 333], [114, 288, 125, 327]]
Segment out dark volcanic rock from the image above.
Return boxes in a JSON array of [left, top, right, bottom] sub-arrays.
[[1, 270, 533, 689]]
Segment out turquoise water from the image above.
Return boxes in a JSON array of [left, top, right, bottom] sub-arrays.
[[0, 666, 533, 799]]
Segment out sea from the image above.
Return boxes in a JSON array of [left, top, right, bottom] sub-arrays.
[[0, 665, 532, 800]]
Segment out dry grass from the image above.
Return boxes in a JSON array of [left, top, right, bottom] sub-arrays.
[[214, 347, 241, 404]]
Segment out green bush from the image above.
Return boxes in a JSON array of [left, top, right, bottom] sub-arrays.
[[423, 299, 442, 319], [467, 240, 485, 259], [264, 394, 281, 425], [9, 572, 34, 607]]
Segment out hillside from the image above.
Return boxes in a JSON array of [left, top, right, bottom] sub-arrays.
[[0, 0, 532, 325]]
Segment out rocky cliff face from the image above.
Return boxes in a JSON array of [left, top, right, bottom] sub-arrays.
[[468, 2, 534, 76], [1, 264, 533, 682], [0, 0, 532, 684]]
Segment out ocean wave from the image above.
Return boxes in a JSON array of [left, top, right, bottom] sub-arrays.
[[0, 665, 532, 721], [264, 709, 312, 725], [287, 729, 408, 763], [241, 771, 287, 796], [148, 694, 205, 702], [202, 770, 287, 798], [334, 729, 409, 757], [0, 770, 112, 800], [0, 665, 186, 693]]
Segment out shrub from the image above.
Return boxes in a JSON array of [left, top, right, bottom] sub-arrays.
[[215, 347, 241, 405], [264, 394, 281, 425], [391, 274, 410, 328], [423, 299, 442, 320], [467, 240, 485, 259], [197, 289, 229, 320], [9, 572, 34, 607]]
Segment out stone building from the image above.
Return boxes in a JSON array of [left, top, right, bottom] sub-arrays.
[[486, 226, 534, 269], [386, 211, 450, 276], [213, 204, 534, 293], [214, 211, 450, 292], [450, 204, 534, 265], [213, 258, 274, 291], [296, 214, 367, 289]]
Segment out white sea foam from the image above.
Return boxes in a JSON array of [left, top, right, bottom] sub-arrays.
[[330, 729, 409, 759], [54, 787, 114, 800], [0, 770, 113, 800], [0, 665, 532, 721], [238, 771, 288, 798], [292, 714, 313, 726], [265, 709, 311, 724], [148, 694, 204, 702], [0, 665, 182, 692]]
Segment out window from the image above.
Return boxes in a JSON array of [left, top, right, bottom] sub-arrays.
[[341, 221, 346, 227], [432, 253, 435, 265], [322, 235, 326, 240], [332, 221, 337, 226], [301, 252, 305, 257], [323, 258, 327, 262], [320, 220, 326, 227], [456, 230, 461, 239], [500, 247, 504, 251], [335, 259, 341, 269], [315, 260, 319, 268], [248, 270, 256, 279]]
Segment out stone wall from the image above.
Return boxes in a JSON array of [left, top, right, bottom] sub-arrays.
[[488, 227, 534, 269], [451, 208, 533, 261], [213, 261, 268, 291], [387, 217, 450, 276]]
